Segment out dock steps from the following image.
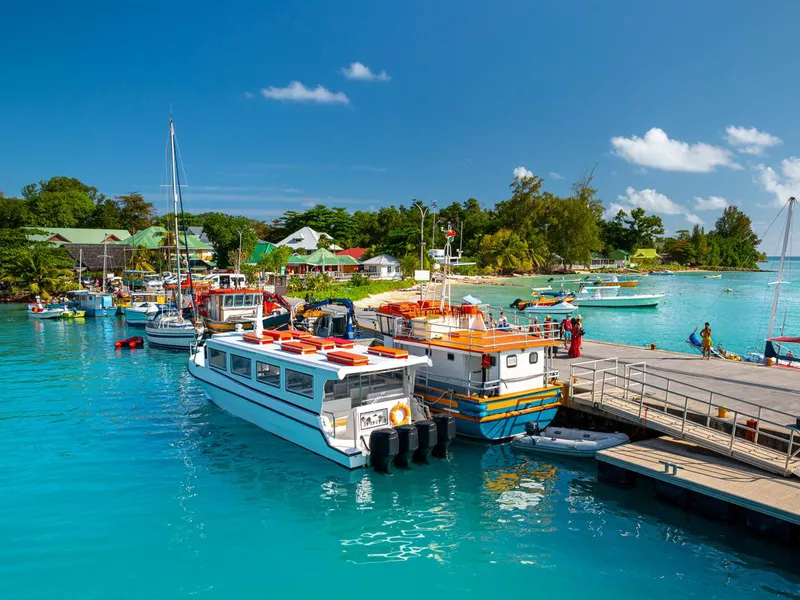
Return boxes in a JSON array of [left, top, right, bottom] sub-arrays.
[[570, 359, 800, 477]]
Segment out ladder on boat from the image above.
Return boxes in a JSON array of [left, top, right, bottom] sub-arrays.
[[568, 359, 800, 477]]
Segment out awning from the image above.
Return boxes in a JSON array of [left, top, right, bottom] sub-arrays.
[[767, 336, 800, 343]]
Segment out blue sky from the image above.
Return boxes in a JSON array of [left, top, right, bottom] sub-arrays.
[[1, 1, 799, 251]]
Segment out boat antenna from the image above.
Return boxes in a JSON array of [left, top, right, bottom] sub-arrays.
[[767, 197, 795, 340]]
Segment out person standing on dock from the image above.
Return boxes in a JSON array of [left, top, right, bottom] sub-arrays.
[[700, 322, 713, 361], [560, 317, 572, 350], [568, 317, 583, 358]]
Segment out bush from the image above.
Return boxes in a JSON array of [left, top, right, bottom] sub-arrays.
[[348, 273, 370, 287]]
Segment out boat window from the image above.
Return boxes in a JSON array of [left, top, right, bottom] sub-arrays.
[[256, 362, 280, 387], [506, 354, 518, 368], [224, 295, 234, 307], [323, 371, 404, 406], [529, 352, 539, 364], [447, 353, 455, 361], [244, 294, 253, 306], [234, 294, 244, 307], [231, 354, 252, 377], [209, 347, 227, 371], [286, 369, 313, 397]]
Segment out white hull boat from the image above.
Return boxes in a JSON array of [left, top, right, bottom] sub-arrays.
[[145, 312, 203, 349], [188, 326, 454, 470], [28, 307, 65, 320], [125, 303, 160, 327], [511, 427, 629, 457], [572, 293, 665, 308], [523, 301, 576, 315]]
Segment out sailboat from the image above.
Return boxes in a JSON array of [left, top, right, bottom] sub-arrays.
[[145, 116, 204, 350]]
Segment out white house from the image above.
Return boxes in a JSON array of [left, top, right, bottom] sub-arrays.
[[362, 254, 402, 280], [276, 226, 340, 252]]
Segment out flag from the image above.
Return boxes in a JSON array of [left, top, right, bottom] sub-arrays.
[[445, 229, 456, 241]]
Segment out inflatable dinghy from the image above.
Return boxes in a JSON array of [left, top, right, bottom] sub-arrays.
[[511, 427, 629, 457]]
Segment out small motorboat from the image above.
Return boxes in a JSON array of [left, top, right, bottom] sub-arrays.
[[650, 269, 674, 275], [27, 306, 65, 319], [522, 300, 577, 315], [61, 309, 86, 319], [572, 293, 665, 308], [511, 426, 630, 457], [704, 274, 722, 279]]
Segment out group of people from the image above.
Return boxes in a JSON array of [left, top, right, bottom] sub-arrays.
[[490, 311, 585, 359]]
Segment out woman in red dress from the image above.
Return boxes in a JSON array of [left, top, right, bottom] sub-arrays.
[[568, 317, 583, 358]]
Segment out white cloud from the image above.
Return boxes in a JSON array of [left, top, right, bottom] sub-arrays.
[[684, 213, 704, 226], [549, 171, 564, 180], [603, 202, 626, 220], [754, 157, 800, 207], [260, 81, 349, 104], [693, 195, 729, 211], [611, 127, 740, 172], [725, 126, 781, 155], [614, 186, 703, 225], [513, 166, 533, 180], [243, 91, 255, 99], [618, 187, 683, 214], [340, 62, 390, 82]]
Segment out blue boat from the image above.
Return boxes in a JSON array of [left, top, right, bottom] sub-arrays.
[[70, 291, 116, 317]]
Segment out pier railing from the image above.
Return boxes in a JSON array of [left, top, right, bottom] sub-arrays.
[[569, 359, 800, 477]]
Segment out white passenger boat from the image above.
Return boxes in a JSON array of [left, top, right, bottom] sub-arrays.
[[189, 324, 455, 470], [571, 293, 665, 308], [523, 300, 577, 315], [27, 306, 65, 319], [511, 427, 629, 457], [124, 292, 167, 327]]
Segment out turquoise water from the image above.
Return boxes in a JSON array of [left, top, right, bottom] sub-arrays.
[[1, 304, 798, 599], [454, 259, 800, 355]]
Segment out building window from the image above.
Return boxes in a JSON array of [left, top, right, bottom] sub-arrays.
[[256, 362, 280, 387], [209, 347, 227, 370], [447, 353, 455, 361], [506, 354, 518, 368], [529, 352, 539, 365], [231, 354, 252, 377], [286, 369, 313, 397]]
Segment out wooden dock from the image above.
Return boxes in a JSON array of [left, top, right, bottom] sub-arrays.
[[597, 436, 800, 528]]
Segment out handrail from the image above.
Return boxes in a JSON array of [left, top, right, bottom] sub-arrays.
[[570, 359, 800, 476]]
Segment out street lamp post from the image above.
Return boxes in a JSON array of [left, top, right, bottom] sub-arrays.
[[413, 200, 436, 268]]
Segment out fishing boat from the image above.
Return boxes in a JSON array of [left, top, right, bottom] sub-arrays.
[[522, 300, 577, 315], [202, 289, 268, 333], [27, 306, 65, 319], [510, 290, 574, 310], [124, 291, 168, 327], [69, 290, 116, 317], [61, 309, 86, 319], [704, 274, 722, 279], [572, 292, 665, 308], [594, 275, 639, 288], [188, 315, 455, 470], [144, 115, 204, 350], [375, 232, 564, 441], [511, 426, 629, 457]]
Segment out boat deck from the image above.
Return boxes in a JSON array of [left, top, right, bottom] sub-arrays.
[[597, 436, 800, 525], [396, 328, 559, 353]]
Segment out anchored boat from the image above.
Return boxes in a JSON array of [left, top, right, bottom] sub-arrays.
[[572, 292, 665, 308], [511, 426, 629, 457], [188, 323, 455, 470]]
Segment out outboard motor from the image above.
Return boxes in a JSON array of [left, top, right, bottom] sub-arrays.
[[393, 424, 419, 469], [524, 422, 542, 436], [431, 414, 456, 459], [369, 428, 399, 473], [412, 420, 437, 464]]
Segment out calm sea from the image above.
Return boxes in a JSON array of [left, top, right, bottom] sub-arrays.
[[0, 302, 798, 599], [453, 258, 800, 355]]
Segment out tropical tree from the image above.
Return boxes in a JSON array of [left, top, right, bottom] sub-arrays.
[[478, 229, 532, 274], [257, 245, 293, 274], [22, 176, 100, 228], [202, 213, 258, 269], [117, 192, 155, 233], [6, 246, 75, 298]]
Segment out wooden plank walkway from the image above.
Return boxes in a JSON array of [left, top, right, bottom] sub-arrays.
[[598, 437, 800, 526]]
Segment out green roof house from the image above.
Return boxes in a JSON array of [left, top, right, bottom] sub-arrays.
[[247, 241, 278, 265], [609, 249, 631, 267], [631, 248, 661, 263], [25, 227, 131, 246]]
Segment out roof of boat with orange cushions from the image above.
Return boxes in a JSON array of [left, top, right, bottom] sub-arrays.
[[395, 328, 559, 353]]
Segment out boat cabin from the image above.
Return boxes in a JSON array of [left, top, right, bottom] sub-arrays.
[[70, 290, 114, 312], [204, 289, 264, 324]]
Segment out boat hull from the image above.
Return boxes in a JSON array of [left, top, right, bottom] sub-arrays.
[[28, 310, 64, 320], [572, 295, 664, 308], [417, 383, 561, 440], [511, 429, 629, 457], [125, 309, 156, 327], [187, 358, 364, 468], [84, 308, 116, 317], [145, 325, 199, 349]]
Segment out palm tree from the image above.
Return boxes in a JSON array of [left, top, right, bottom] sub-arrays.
[[8, 247, 74, 299], [481, 229, 531, 274]]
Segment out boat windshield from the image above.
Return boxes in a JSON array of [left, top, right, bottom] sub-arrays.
[[323, 370, 405, 407]]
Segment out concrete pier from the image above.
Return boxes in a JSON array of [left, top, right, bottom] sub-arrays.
[[597, 436, 800, 542]]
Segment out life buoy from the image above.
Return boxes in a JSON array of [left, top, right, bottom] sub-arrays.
[[390, 402, 410, 426]]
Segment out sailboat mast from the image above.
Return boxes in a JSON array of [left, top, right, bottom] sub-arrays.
[[169, 117, 183, 316], [767, 196, 795, 339], [102, 238, 107, 291]]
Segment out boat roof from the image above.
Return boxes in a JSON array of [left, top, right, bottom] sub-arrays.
[[206, 333, 431, 378], [395, 328, 558, 354]]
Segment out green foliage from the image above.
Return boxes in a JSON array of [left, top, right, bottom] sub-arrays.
[[348, 272, 370, 287], [257, 245, 293, 273], [478, 229, 532, 274], [601, 208, 665, 252], [117, 193, 155, 233], [23, 176, 99, 227], [201, 213, 258, 269], [4, 245, 76, 298]]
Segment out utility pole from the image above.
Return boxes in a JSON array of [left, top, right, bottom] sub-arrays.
[[413, 200, 435, 268]]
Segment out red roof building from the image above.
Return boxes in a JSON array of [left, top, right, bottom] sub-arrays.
[[336, 248, 367, 260]]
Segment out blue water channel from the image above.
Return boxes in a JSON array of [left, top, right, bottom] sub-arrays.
[[0, 304, 797, 599]]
